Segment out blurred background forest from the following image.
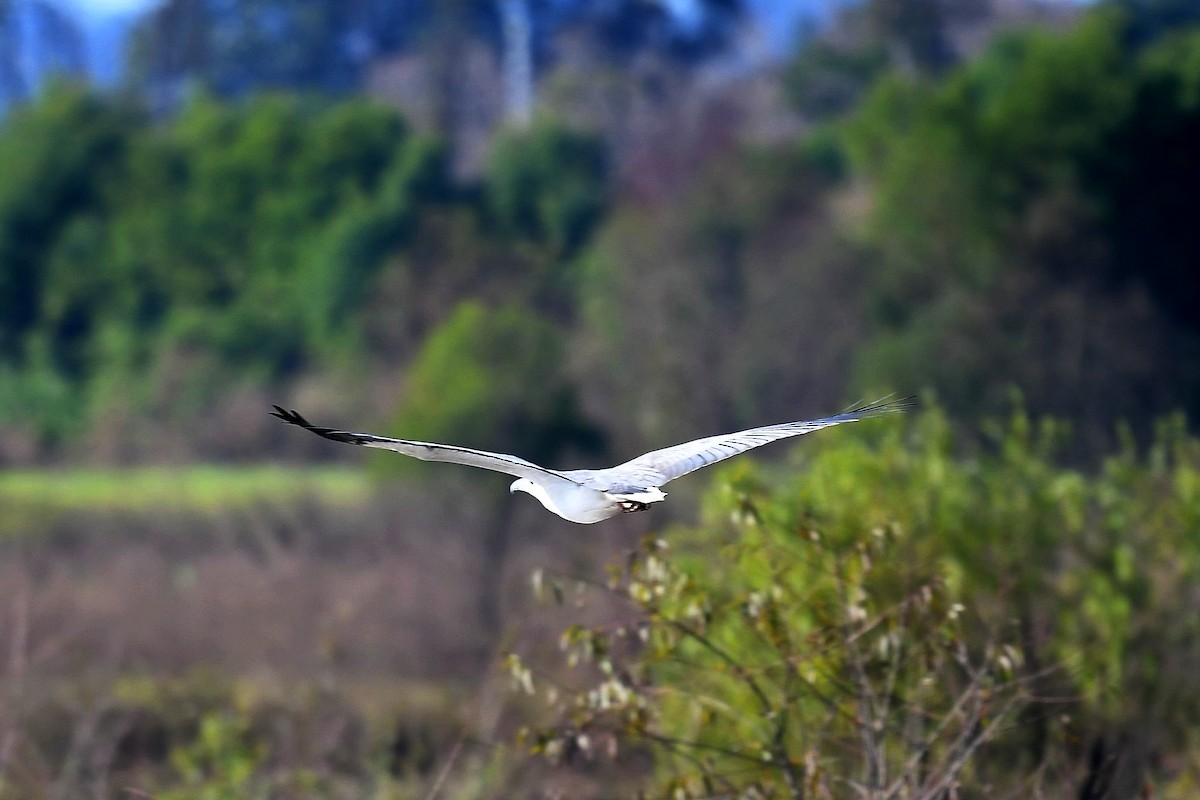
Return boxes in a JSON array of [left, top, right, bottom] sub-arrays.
[[2, 0, 1200, 797]]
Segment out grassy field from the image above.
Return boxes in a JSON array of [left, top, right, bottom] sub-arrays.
[[0, 464, 373, 515]]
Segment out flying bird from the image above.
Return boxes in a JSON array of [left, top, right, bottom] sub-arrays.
[[271, 398, 909, 524]]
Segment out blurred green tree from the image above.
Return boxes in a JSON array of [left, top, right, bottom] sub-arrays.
[[0, 87, 431, 442], [484, 118, 608, 264], [0, 86, 137, 364], [784, 37, 890, 119], [382, 300, 602, 476], [843, 9, 1200, 448], [380, 300, 604, 632], [572, 143, 862, 459]]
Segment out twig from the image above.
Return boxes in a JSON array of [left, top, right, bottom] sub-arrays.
[[422, 733, 467, 800], [668, 620, 775, 719], [834, 560, 886, 795]]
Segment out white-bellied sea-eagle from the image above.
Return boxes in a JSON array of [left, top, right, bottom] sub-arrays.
[[271, 398, 908, 524]]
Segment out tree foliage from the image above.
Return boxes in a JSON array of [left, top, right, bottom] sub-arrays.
[[0, 88, 443, 440], [842, 10, 1200, 446], [379, 300, 603, 479], [485, 118, 608, 263], [572, 144, 862, 457]]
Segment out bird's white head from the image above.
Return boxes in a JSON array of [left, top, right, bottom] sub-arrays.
[[510, 477, 568, 519]]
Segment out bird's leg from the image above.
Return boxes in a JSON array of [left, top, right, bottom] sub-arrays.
[[619, 500, 649, 513]]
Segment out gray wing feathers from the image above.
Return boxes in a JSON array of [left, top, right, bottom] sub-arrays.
[[362, 439, 562, 481], [272, 397, 909, 494], [270, 407, 583, 486], [611, 398, 908, 486]]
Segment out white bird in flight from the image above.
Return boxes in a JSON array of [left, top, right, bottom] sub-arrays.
[[271, 398, 908, 524]]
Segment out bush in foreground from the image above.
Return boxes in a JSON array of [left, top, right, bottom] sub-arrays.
[[514, 407, 1200, 798]]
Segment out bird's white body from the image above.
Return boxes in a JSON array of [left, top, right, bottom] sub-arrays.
[[508, 478, 666, 524], [272, 398, 907, 524]]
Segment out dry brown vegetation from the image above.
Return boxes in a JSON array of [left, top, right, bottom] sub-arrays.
[[0, 483, 655, 798]]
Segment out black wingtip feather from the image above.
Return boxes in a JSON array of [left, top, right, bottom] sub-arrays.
[[269, 406, 372, 445], [841, 395, 915, 419]]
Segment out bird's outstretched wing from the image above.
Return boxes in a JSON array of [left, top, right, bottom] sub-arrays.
[[606, 397, 911, 487], [271, 406, 585, 487]]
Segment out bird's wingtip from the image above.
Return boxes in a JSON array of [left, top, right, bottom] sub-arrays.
[[271, 406, 374, 446], [843, 395, 915, 419], [269, 405, 314, 428]]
